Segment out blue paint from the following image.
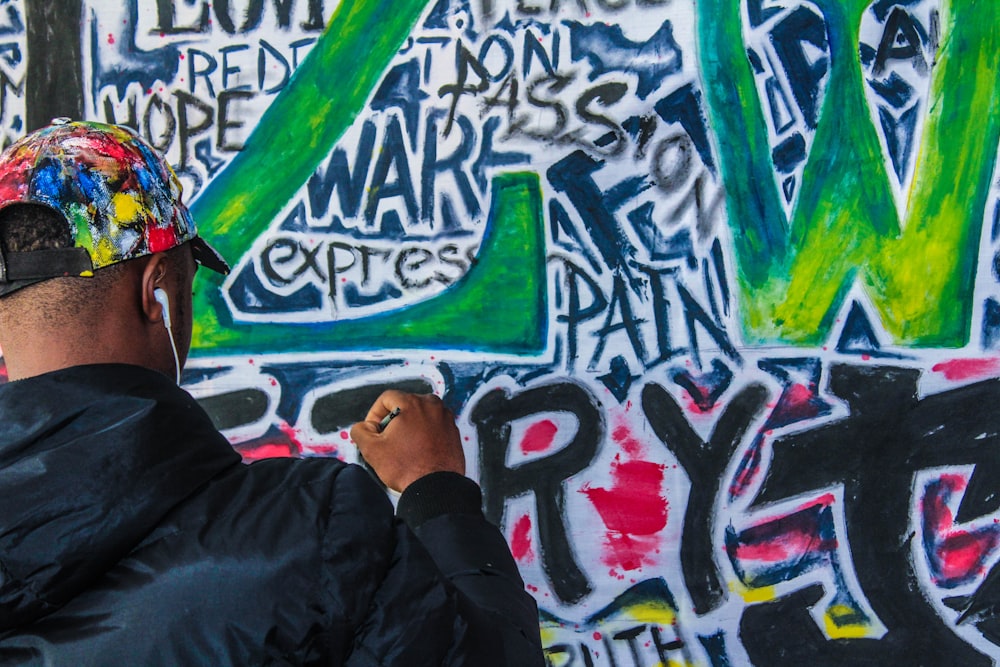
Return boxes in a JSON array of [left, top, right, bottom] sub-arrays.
[[227, 262, 325, 313], [771, 133, 806, 174], [769, 6, 829, 129], [836, 302, 886, 356], [372, 59, 429, 151], [343, 282, 403, 307], [421, 110, 480, 222], [878, 103, 919, 182], [470, 117, 531, 193], [627, 203, 695, 264], [671, 358, 734, 411], [598, 354, 637, 402], [983, 298, 1000, 349], [868, 71, 914, 109], [365, 116, 418, 225], [758, 357, 832, 430], [567, 20, 682, 100], [653, 83, 715, 173], [547, 150, 639, 288], [306, 119, 377, 222], [89, 0, 179, 104]]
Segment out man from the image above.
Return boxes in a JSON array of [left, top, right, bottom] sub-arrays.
[[0, 120, 543, 665]]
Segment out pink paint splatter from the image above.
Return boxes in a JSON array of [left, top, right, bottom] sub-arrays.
[[611, 419, 643, 457], [306, 445, 340, 457], [582, 456, 667, 572], [510, 514, 534, 563], [107, 33, 115, 45], [239, 442, 295, 461], [520, 419, 558, 454], [922, 474, 1000, 584], [932, 358, 1000, 381]]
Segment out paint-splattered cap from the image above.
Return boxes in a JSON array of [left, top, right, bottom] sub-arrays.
[[0, 118, 229, 296]]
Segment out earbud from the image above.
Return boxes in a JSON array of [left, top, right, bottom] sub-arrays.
[[154, 288, 171, 330], [153, 287, 181, 385]]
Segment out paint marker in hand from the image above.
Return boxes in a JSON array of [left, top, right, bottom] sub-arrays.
[[371, 407, 402, 505], [378, 407, 401, 432]]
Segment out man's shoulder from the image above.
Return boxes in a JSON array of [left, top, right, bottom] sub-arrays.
[[163, 457, 394, 543]]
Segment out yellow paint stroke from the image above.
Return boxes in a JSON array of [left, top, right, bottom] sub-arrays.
[[824, 603, 874, 639], [732, 580, 777, 603]]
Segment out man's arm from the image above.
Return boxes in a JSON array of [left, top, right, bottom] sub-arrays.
[[350, 391, 544, 665]]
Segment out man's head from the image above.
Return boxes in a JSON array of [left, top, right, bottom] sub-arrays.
[[0, 119, 229, 381]]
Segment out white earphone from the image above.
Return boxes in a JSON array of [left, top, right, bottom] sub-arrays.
[[153, 288, 171, 330], [154, 288, 181, 384]]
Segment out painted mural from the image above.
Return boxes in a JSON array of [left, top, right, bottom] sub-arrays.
[[2, 0, 1000, 664]]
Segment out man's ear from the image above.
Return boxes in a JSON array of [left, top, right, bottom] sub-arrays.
[[140, 253, 170, 325]]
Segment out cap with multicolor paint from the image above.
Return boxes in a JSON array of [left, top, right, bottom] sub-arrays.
[[0, 118, 229, 295]]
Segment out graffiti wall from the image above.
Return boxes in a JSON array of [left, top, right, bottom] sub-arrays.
[[4, 0, 1000, 663]]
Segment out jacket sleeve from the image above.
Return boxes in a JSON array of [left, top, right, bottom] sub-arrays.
[[396, 472, 544, 666], [338, 466, 543, 666]]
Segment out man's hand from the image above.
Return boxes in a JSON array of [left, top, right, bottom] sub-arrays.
[[350, 390, 465, 492]]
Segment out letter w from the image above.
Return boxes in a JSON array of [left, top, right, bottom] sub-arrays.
[[698, 0, 1000, 347]]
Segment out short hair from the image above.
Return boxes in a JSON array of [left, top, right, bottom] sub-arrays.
[[0, 203, 74, 252], [0, 204, 128, 317]]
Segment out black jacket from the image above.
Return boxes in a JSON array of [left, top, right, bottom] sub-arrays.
[[0, 364, 542, 665]]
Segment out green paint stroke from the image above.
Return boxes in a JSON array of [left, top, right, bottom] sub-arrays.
[[191, 172, 547, 356], [700, 0, 1000, 346], [189, 0, 432, 351]]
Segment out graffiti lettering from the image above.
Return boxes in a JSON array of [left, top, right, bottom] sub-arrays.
[[151, 0, 328, 35], [185, 40, 317, 98], [472, 382, 603, 604], [479, 0, 669, 19], [256, 236, 477, 310], [21, 0, 1000, 664], [543, 624, 683, 667], [101, 87, 253, 170]]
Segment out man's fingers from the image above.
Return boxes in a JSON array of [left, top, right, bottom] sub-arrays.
[[349, 419, 380, 447]]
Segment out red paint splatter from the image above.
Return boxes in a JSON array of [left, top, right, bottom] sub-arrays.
[[239, 442, 295, 461], [683, 395, 716, 415], [582, 457, 667, 571], [146, 224, 178, 253], [510, 514, 534, 563], [735, 524, 834, 562], [922, 474, 1000, 584], [521, 419, 558, 454], [937, 532, 1000, 581], [932, 358, 1000, 381], [278, 421, 303, 447], [784, 383, 812, 407], [107, 33, 115, 45], [611, 420, 642, 457]]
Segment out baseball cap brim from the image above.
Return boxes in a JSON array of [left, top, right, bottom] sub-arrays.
[[190, 236, 230, 275]]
